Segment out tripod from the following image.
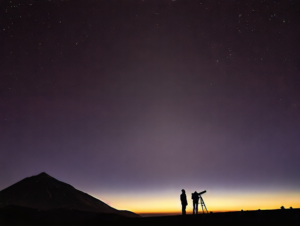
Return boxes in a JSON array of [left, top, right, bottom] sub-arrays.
[[199, 195, 208, 213]]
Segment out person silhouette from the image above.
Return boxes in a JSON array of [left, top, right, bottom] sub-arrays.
[[180, 189, 188, 215], [192, 191, 199, 214]]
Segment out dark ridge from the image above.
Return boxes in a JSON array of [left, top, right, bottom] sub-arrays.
[[36, 172, 52, 177], [0, 173, 140, 219]]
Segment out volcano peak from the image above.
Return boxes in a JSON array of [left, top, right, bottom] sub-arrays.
[[0, 173, 139, 218], [36, 172, 52, 177]]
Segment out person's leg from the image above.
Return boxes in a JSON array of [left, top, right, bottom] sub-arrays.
[[193, 202, 196, 214], [196, 203, 198, 214]]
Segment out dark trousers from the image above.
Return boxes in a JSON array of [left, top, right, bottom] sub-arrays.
[[182, 204, 187, 215], [193, 202, 198, 214]]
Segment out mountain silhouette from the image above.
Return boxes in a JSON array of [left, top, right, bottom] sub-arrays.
[[0, 172, 139, 218]]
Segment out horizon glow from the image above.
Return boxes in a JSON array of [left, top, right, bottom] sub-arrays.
[[92, 189, 300, 214]]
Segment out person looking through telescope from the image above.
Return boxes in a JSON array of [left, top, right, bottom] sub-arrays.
[[192, 191, 199, 214]]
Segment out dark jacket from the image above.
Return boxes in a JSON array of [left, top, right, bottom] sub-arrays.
[[192, 192, 199, 203], [181, 193, 188, 206]]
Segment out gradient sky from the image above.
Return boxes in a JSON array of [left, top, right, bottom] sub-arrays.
[[1, 0, 299, 214]]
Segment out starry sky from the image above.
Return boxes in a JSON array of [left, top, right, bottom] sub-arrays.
[[1, 0, 300, 214]]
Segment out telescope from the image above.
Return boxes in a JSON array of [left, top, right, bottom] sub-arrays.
[[198, 190, 206, 196], [198, 190, 208, 213]]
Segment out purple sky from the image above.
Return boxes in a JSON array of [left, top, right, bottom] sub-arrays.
[[1, 0, 299, 212]]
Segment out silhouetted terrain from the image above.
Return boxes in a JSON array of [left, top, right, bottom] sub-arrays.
[[0, 173, 299, 225], [1, 207, 299, 226], [0, 172, 139, 221], [130, 209, 300, 226]]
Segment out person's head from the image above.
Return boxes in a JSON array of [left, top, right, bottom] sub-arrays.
[[194, 191, 197, 194], [182, 189, 185, 194]]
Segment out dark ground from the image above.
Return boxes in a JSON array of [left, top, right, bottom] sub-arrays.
[[0, 207, 299, 226]]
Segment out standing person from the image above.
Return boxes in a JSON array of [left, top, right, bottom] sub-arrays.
[[192, 191, 199, 214], [180, 189, 188, 215]]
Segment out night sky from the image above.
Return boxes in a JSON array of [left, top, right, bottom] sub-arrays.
[[1, 0, 299, 214]]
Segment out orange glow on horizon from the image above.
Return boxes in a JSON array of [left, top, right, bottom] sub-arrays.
[[92, 189, 300, 215]]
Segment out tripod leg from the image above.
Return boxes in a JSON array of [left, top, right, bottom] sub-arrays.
[[202, 198, 208, 213], [200, 197, 204, 214]]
